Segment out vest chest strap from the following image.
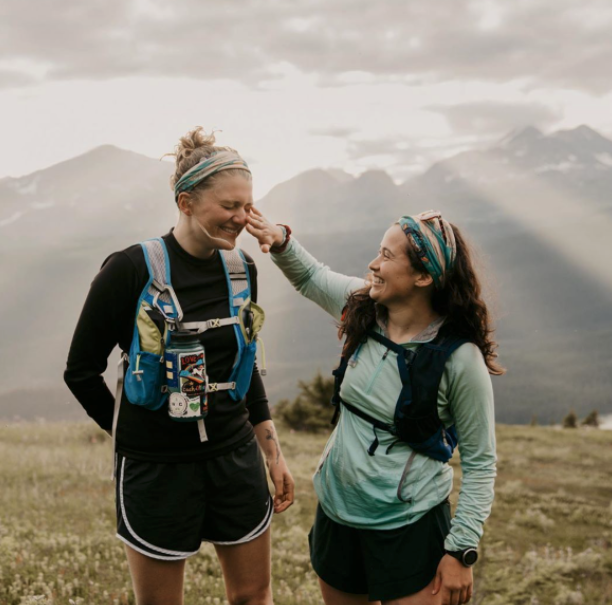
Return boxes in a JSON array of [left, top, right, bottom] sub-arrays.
[[206, 381, 236, 393], [179, 317, 239, 333]]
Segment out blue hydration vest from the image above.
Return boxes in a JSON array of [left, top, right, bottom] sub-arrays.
[[123, 238, 260, 414], [332, 326, 469, 463]]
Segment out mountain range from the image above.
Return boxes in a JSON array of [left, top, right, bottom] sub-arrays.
[[1, 125, 611, 424]]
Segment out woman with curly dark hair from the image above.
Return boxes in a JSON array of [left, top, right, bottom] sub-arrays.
[[247, 208, 500, 605]]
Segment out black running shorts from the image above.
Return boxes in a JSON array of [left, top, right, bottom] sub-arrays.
[[115, 437, 273, 561], [309, 500, 451, 602]]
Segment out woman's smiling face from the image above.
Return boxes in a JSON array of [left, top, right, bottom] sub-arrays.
[[367, 225, 430, 306], [189, 173, 253, 249]]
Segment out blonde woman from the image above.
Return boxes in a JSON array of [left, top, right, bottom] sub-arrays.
[[65, 128, 294, 605]]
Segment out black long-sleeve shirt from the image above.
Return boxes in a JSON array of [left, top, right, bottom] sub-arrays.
[[64, 230, 270, 462]]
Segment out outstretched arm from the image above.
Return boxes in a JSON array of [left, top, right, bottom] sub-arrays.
[[246, 207, 365, 320]]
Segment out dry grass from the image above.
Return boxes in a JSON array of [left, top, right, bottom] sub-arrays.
[[0, 422, 611, 604]]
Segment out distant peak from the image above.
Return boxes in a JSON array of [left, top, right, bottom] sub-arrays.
[[549, 124, 612, 148], [518, 125, 543, 137], [84, 144, 136, 157], [574, 124, 597, 135], [325, 168, 354, 183], [299, 168, 333, 178], [499, 125, 543, 148], [356, 169, 394, 183], [560, 124, 599, 140], [268, 168, 338, 191], [287, 168, 339, 186]]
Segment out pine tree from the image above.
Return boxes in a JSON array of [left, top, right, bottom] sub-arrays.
[[273, 372, 335, 433]]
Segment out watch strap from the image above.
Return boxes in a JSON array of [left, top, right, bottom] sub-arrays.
[[270, 224, 292, 254], [444, 548, 478, 567]]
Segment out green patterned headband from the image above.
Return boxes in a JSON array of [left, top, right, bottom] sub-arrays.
[[397, 211, 457, 288], [174, 150, 251, 202]]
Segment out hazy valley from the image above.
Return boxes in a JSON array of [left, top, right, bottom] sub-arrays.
[[1, 125, 611, 424]]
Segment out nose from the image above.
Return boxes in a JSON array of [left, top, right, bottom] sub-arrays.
[[368, 255, 380, 273], [232, 207, 249, 226]]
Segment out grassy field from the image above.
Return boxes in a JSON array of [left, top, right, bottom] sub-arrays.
[[0, 422, 611, 605]]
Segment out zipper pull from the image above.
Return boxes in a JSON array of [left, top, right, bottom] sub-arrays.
[[382, 349, 390, 361]]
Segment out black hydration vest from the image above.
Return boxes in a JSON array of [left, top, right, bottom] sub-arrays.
[[332, 326, 469, 462]]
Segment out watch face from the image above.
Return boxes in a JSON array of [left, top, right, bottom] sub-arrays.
[[463, 549, 478, 566]]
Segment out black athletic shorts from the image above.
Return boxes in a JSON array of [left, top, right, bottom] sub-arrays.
[[115, 436, 273, 561], [309, 499, 451, 602]]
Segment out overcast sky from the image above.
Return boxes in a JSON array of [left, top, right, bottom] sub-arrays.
[[2, 0, 612, 197]]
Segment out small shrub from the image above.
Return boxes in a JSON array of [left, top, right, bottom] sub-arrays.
[[581, 410, 599, 428], [273, 372, 335, 433], [562, 410, 577, 429]]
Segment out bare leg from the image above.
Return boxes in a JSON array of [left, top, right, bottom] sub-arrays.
[[214, 528, 273, 605], [124, 544, 186, 605], [318, 577, 378, 605]]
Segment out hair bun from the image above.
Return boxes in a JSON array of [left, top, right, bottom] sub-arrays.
[[167, 126, 219, 187], [175, 126, 216, 161], [166, 126, 248, 192]]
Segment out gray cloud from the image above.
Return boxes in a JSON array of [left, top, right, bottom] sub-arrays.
[[427, 101, 563, 136], [310, 127, 359, 138], [1, 0, 611, 93], [345, 137, 473, 182], [0, 70, 35, 89], [347, 139, 418, 161]]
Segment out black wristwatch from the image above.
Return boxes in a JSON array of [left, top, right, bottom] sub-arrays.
[[445, 548, 478, 567]]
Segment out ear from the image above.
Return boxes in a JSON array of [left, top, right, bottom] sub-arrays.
[[415, 272, 434, 288], [177, 192, 194, 216]]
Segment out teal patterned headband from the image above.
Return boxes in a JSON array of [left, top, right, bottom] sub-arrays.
[[397, 211, 457, 288], [174, 150, 251, 202]]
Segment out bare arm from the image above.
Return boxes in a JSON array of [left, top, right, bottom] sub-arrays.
[[253, 420, 295, 514]]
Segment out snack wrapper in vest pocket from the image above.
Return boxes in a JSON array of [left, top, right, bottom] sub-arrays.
[[123, 306, 168, 410]]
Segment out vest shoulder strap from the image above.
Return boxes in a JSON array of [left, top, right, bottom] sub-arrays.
[[220, 249, 250, 305], [140, 238, 183, 324]]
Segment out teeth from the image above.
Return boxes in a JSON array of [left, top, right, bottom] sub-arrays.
[[221, 227, 238, 235], [373, 277, 384, 284]]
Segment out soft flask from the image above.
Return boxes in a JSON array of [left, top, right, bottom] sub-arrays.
[[164, 332, 208, 421]]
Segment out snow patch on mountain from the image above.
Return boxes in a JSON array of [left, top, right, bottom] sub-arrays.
[[595, 153, 612, 167], [11, 175, 40, 195], [0, 212, 23, 227], [30, 200, 55, 210], [534, 161, 576, 174]]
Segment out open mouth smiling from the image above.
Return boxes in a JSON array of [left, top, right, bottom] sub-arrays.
[[220, 226, 240, 236]]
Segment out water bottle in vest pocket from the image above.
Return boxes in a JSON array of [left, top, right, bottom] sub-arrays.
[[165, 332, 208, 421]]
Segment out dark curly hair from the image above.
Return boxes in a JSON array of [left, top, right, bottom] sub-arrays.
[[338, 223, 504, 375]]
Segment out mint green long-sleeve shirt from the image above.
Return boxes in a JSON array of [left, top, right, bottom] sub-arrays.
[[271, 237, 497, 551]]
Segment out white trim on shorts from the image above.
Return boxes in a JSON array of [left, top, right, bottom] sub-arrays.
[[116, 534, 189, 562], [203, 495, 274, 546], [118, 457, 200, 560], [116, 456, 274, 559]]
